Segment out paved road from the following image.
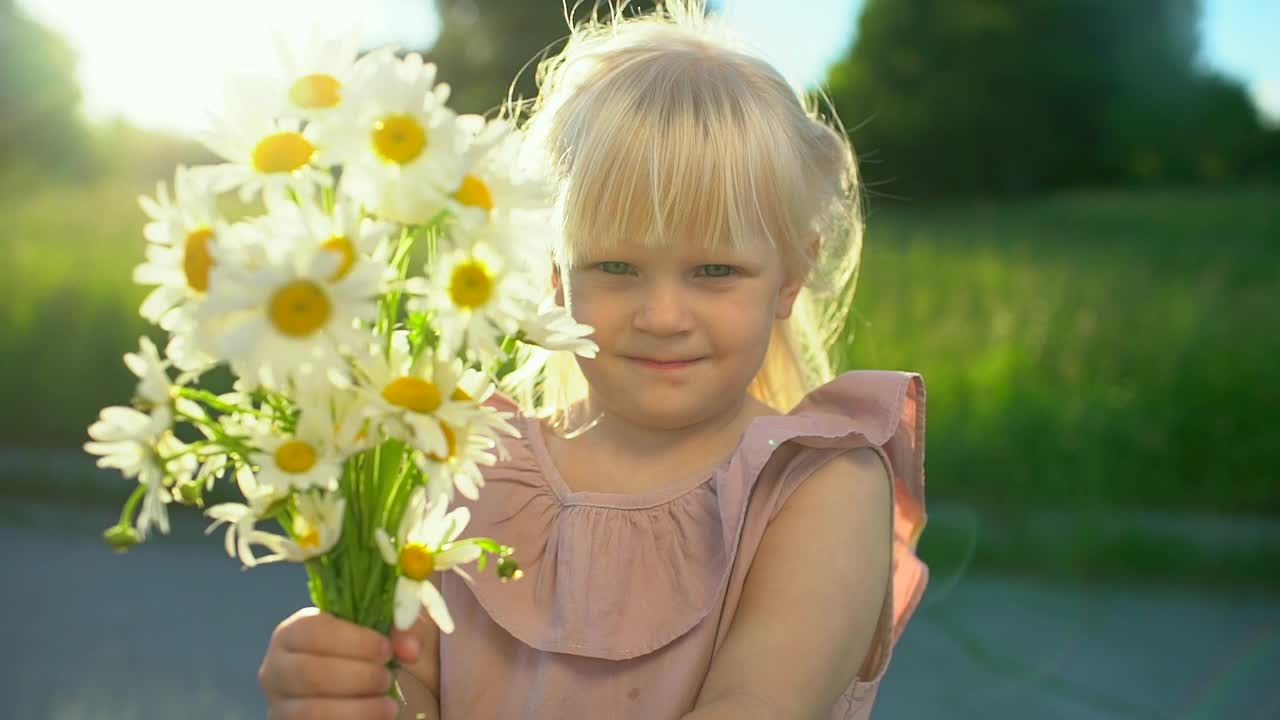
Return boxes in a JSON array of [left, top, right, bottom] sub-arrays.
[[1, 505, 1277, 720]]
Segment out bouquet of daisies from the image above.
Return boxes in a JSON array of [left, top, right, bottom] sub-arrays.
[[83, 32, 595, 639]]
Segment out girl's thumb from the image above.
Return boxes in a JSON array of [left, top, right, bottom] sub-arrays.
[[390, 622, 423, 664]]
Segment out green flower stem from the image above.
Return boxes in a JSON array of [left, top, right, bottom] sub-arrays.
[[171, 409, 255, 461], [117, 483, 146, 527], [174, 386, 267, 417], [386, 659, 406, 702], [303, 558, 333, 614], [376, 441, 410, 530]]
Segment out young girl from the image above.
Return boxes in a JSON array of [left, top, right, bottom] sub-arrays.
[[258, 2, 927, 718]]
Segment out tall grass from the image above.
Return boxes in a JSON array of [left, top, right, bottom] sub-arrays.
[[838, 186, 1279, 514], [1, 175, 152, 447], [2, 177, 1276, 514]]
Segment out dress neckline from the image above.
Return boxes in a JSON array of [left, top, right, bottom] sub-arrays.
[[524, 415, 755, 510]]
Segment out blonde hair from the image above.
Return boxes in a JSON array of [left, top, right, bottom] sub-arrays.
[[507, 0, 863, 419]]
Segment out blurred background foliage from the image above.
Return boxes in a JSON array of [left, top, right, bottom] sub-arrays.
[[1, 0, 1276, 527], [826, 0, 1279, 196]]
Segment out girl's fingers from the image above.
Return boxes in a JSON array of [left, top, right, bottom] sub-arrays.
[[390, 623, 424, 664], [267, 696, 400, 720], [263, 651, 394, 698], [274, 607, 393, 662]]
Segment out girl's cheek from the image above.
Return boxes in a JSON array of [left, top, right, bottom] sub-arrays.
[[566, 291, 612, 331]]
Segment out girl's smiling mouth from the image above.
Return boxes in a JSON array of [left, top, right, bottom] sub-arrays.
[[625, 356, 706, 370]]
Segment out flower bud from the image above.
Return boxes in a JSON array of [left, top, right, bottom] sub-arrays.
[[496, 557, 523, 582], [103, 524, 140, 553], [178, 481, 204, 507]]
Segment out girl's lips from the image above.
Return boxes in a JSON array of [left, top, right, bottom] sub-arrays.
[[626, 356, 704, 370]]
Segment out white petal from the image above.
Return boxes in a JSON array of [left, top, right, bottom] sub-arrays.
[[248, 530, 298, 565], [442, 507, 470, 543], [399, 487, 428, 546], [454, 471, 480, 502], [435, 542, 481, 569], [394, 579, 422, 631], [374, 527, 398, 565], [418, 494, 449, 547], [419, 580, 454, 634], [424, 471, 455, 506]]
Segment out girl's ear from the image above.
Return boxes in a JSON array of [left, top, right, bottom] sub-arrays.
[[776, 232, 818, 319], [551, 263, 565, 306], [775, 272, 804, 319]]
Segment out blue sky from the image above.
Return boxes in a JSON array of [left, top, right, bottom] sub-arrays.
[[18, 0, 1280, 134]]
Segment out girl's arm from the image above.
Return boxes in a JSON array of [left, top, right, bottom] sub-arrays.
[[685, 447, 894, 720], [396, 671, 440, 720]]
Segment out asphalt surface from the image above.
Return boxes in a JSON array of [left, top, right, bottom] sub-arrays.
[[1, 504, 1277, 720]]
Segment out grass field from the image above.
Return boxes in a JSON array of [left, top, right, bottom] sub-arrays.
[[2, 175, 1276, 516], [839, 186, 1279, 514]]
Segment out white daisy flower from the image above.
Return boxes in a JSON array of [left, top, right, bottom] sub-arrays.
[[316, 49, 467, 224], [248, 406, 345, 497], [446, 116, 550, 233], [408, 244, 532, 359], [254, 491, 346, 565], [397, 356, 515, 502], [271, 26, 362, 121], [196, 217, 384, 389], [493, 298, 597, 401], [197, 82, 334, 204], [419, 420, 500, 505], [294, 371, 378, 456], [204, 501, 261, 565], [375, 487, 481, 632], [133, 168, 228, 372], [84, 406, 170, 481], [262, 189, 398, 281], [205, 465, 292, 567], [355, 332, 452, 459], [191, 441, 232, 493], [519, 297, 598, 357], [84, 405, 191, 540], [414, 356, 504, 502], [122, 336, 173, 410]]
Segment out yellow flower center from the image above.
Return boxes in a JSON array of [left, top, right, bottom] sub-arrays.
[[252, 131, 315, 173], [288, 74, 341, 109], [183, 227, 215, 292], [274, 440, 317, 473], [453, 174, 494, 212], [448, 259, 494, 309], [372, 114, 426, 165], [320, 235, 355, 280], [451, 387, 471, 402], [426, 422, 458, 463], [382, 377, 441, 414], [399, 542, 435, 581], [297, 527, 322, 550], [267, 280, 330, 337]]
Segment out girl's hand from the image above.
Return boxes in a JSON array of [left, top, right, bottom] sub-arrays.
[[388, 612, 444, 719], [259, 607, 401, 720]]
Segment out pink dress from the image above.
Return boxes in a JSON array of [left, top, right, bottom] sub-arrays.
[[440, 370, 928, 719]]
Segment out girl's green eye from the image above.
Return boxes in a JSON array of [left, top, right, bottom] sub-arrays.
[[599, 261, 634, 275], [698, 264, 735, 278]]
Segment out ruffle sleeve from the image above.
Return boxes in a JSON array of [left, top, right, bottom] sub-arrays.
[[761, 370, 928, 645]]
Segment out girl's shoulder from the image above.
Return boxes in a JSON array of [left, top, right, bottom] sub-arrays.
[[456, 370, 927, 660], [741, 369, 927, 529]]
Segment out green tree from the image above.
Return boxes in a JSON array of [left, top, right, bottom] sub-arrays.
[[421, 0, 661, 116], [825, 0, 1265, 196], [0, 0, 94, 180]]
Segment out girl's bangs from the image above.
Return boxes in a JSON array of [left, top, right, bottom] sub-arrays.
[[553, 66, 804, 266]]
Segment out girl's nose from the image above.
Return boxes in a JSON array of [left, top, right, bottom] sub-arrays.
[[632, 281, 694, 336]]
